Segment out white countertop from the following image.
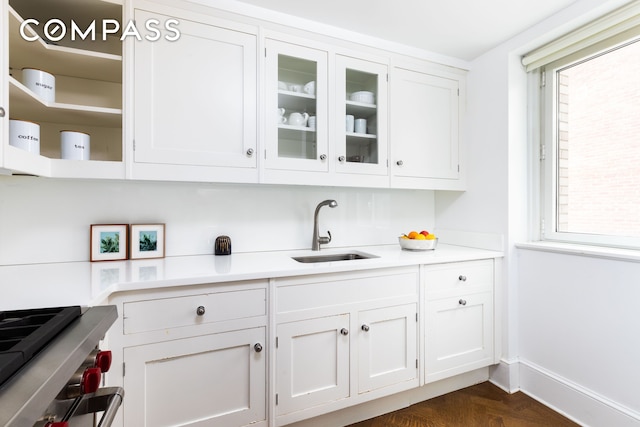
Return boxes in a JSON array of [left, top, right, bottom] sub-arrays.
[[0, 244, 503, 310]]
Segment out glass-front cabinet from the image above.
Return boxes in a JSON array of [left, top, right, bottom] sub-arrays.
[[335, 55, 387, 177], [265, 39, 328, 172]]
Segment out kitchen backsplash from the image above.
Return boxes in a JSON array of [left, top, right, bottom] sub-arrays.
[[0, 176, 435, 266]]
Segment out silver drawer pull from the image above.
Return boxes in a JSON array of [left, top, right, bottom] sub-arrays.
[[361, 324, 370, 332], [340, 328, 349, 336], [459, 299, 467, 306], [196, 306, 205, 316], [254, 343, 263, 353], [458, 275, 467, 281]]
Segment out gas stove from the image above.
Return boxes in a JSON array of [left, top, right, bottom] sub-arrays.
[[0, 305, 122, 427]]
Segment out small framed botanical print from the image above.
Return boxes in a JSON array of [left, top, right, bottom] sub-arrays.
[[90, 224, 128, 262], [130, 224, 165, 260]]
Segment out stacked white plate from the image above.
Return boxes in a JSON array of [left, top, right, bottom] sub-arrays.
[[350, 91, 375, 104]]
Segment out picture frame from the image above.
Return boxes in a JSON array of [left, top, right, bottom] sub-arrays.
[[90, 224, 128, 262], [130, 224, 165, 260]]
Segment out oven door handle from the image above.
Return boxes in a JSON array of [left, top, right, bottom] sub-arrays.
[[96, 387, 124, 427], [63, 387, 124, 427]]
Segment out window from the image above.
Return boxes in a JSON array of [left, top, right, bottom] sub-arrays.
[[524, 2, 640, 249]]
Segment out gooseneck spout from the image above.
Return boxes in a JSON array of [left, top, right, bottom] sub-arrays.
[[312, 200, 338, 251]]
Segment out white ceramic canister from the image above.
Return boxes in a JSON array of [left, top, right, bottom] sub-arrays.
[[22, 68, 55, 103], [60, 130, 90, 160], [9, 119, 40, 154]]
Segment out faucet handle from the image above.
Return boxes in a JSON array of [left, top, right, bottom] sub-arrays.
[[318, 231, 332, 245]]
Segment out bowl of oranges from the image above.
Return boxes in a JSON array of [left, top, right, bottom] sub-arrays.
[[399, 230, 437, 251]]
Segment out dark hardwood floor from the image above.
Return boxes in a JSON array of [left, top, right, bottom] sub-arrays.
[[348, 382, 580, 427]]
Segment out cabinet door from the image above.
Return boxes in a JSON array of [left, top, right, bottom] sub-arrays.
[[133, 9, 257, 170], [276, 314, 350, 416], [358, 304, 418, 393], [335, 55, 388, 176], [265, 39, 328, 172], [425, 292, 493, 383], [391, 67, 459, 181], [124, 327, 266, 427]]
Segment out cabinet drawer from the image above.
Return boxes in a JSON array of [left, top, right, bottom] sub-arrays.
[[124, 288, 266, 334], [424, 260, 493, 296], [276, 269, 418, 314]]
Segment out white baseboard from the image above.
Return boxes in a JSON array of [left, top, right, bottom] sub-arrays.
[[489, 358, 520, 393], [519, 359, 640, 427]]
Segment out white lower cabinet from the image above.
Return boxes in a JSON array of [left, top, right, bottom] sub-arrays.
[[274, 267, 419, 425], [107, 280, 268, 427], [125, 327, 266, 427], [423, 260, 495, 383], [357, 304, 417, 394], [276, 314, 350, 416]]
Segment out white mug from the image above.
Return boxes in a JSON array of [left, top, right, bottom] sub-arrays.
[[304, 81, 315, 95], [355, 118, 367, 134], [289, 112, 309, 127], [61, 130, 90, 160], [346, 115, 355, 133]]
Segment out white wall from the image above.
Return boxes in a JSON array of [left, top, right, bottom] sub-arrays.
[[0, 176, 435, 266], [436, 0, 640, 425]]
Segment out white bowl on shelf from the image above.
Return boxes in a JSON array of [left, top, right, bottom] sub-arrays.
[[350, 91, 375, 104], [398, 236, 438, 251]]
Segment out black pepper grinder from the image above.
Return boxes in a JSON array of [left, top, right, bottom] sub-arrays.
[[214, 235, 232, 255]]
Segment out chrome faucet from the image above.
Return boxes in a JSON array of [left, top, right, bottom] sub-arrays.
[[312, 200, 338, 250]]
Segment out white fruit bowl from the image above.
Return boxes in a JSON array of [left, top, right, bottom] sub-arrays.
[[398, 236, 438, 251]]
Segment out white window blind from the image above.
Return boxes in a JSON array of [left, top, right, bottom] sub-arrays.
[[522, 0, 640, 71]]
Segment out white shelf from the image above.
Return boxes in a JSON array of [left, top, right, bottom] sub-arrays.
[[278, 124, 315, 132], [9, 77, 121, 127]]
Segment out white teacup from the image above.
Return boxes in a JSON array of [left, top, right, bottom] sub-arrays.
[[304, 81, 315, 95], [289, 112, 309, 127], [308, 116, 316, 130]]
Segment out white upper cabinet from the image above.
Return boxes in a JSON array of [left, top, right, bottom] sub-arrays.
[[335, 54, 388, 184], [3, 0, 123, 179], [131, 4, 258, 183], [264, 38, 328, 174], [390, 61, 466, 190]]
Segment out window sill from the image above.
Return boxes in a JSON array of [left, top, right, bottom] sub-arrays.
[[515, 241, 640, 263]]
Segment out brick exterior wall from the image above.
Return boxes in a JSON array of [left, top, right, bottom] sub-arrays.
[[556, 40, 640, 237]]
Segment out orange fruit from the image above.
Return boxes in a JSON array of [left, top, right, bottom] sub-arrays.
[[407, 231, 419, 239]]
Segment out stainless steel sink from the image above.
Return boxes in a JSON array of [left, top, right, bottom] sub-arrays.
[[292, 252, 378, 263]]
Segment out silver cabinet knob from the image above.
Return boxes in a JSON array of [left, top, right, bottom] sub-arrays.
[[338, 156, 345, 162], [0, 107, 5, 117], [340, 328, 349, 336], [396, 160, 403, 166], [459, 299, 467, 306], [254, 343, 263, 353], [196, 306, 206, 316], [459, 275, 467, 281], [246, 148, 254, 157], [361, 324, 370, 332], [320, 154, 327, 161]]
